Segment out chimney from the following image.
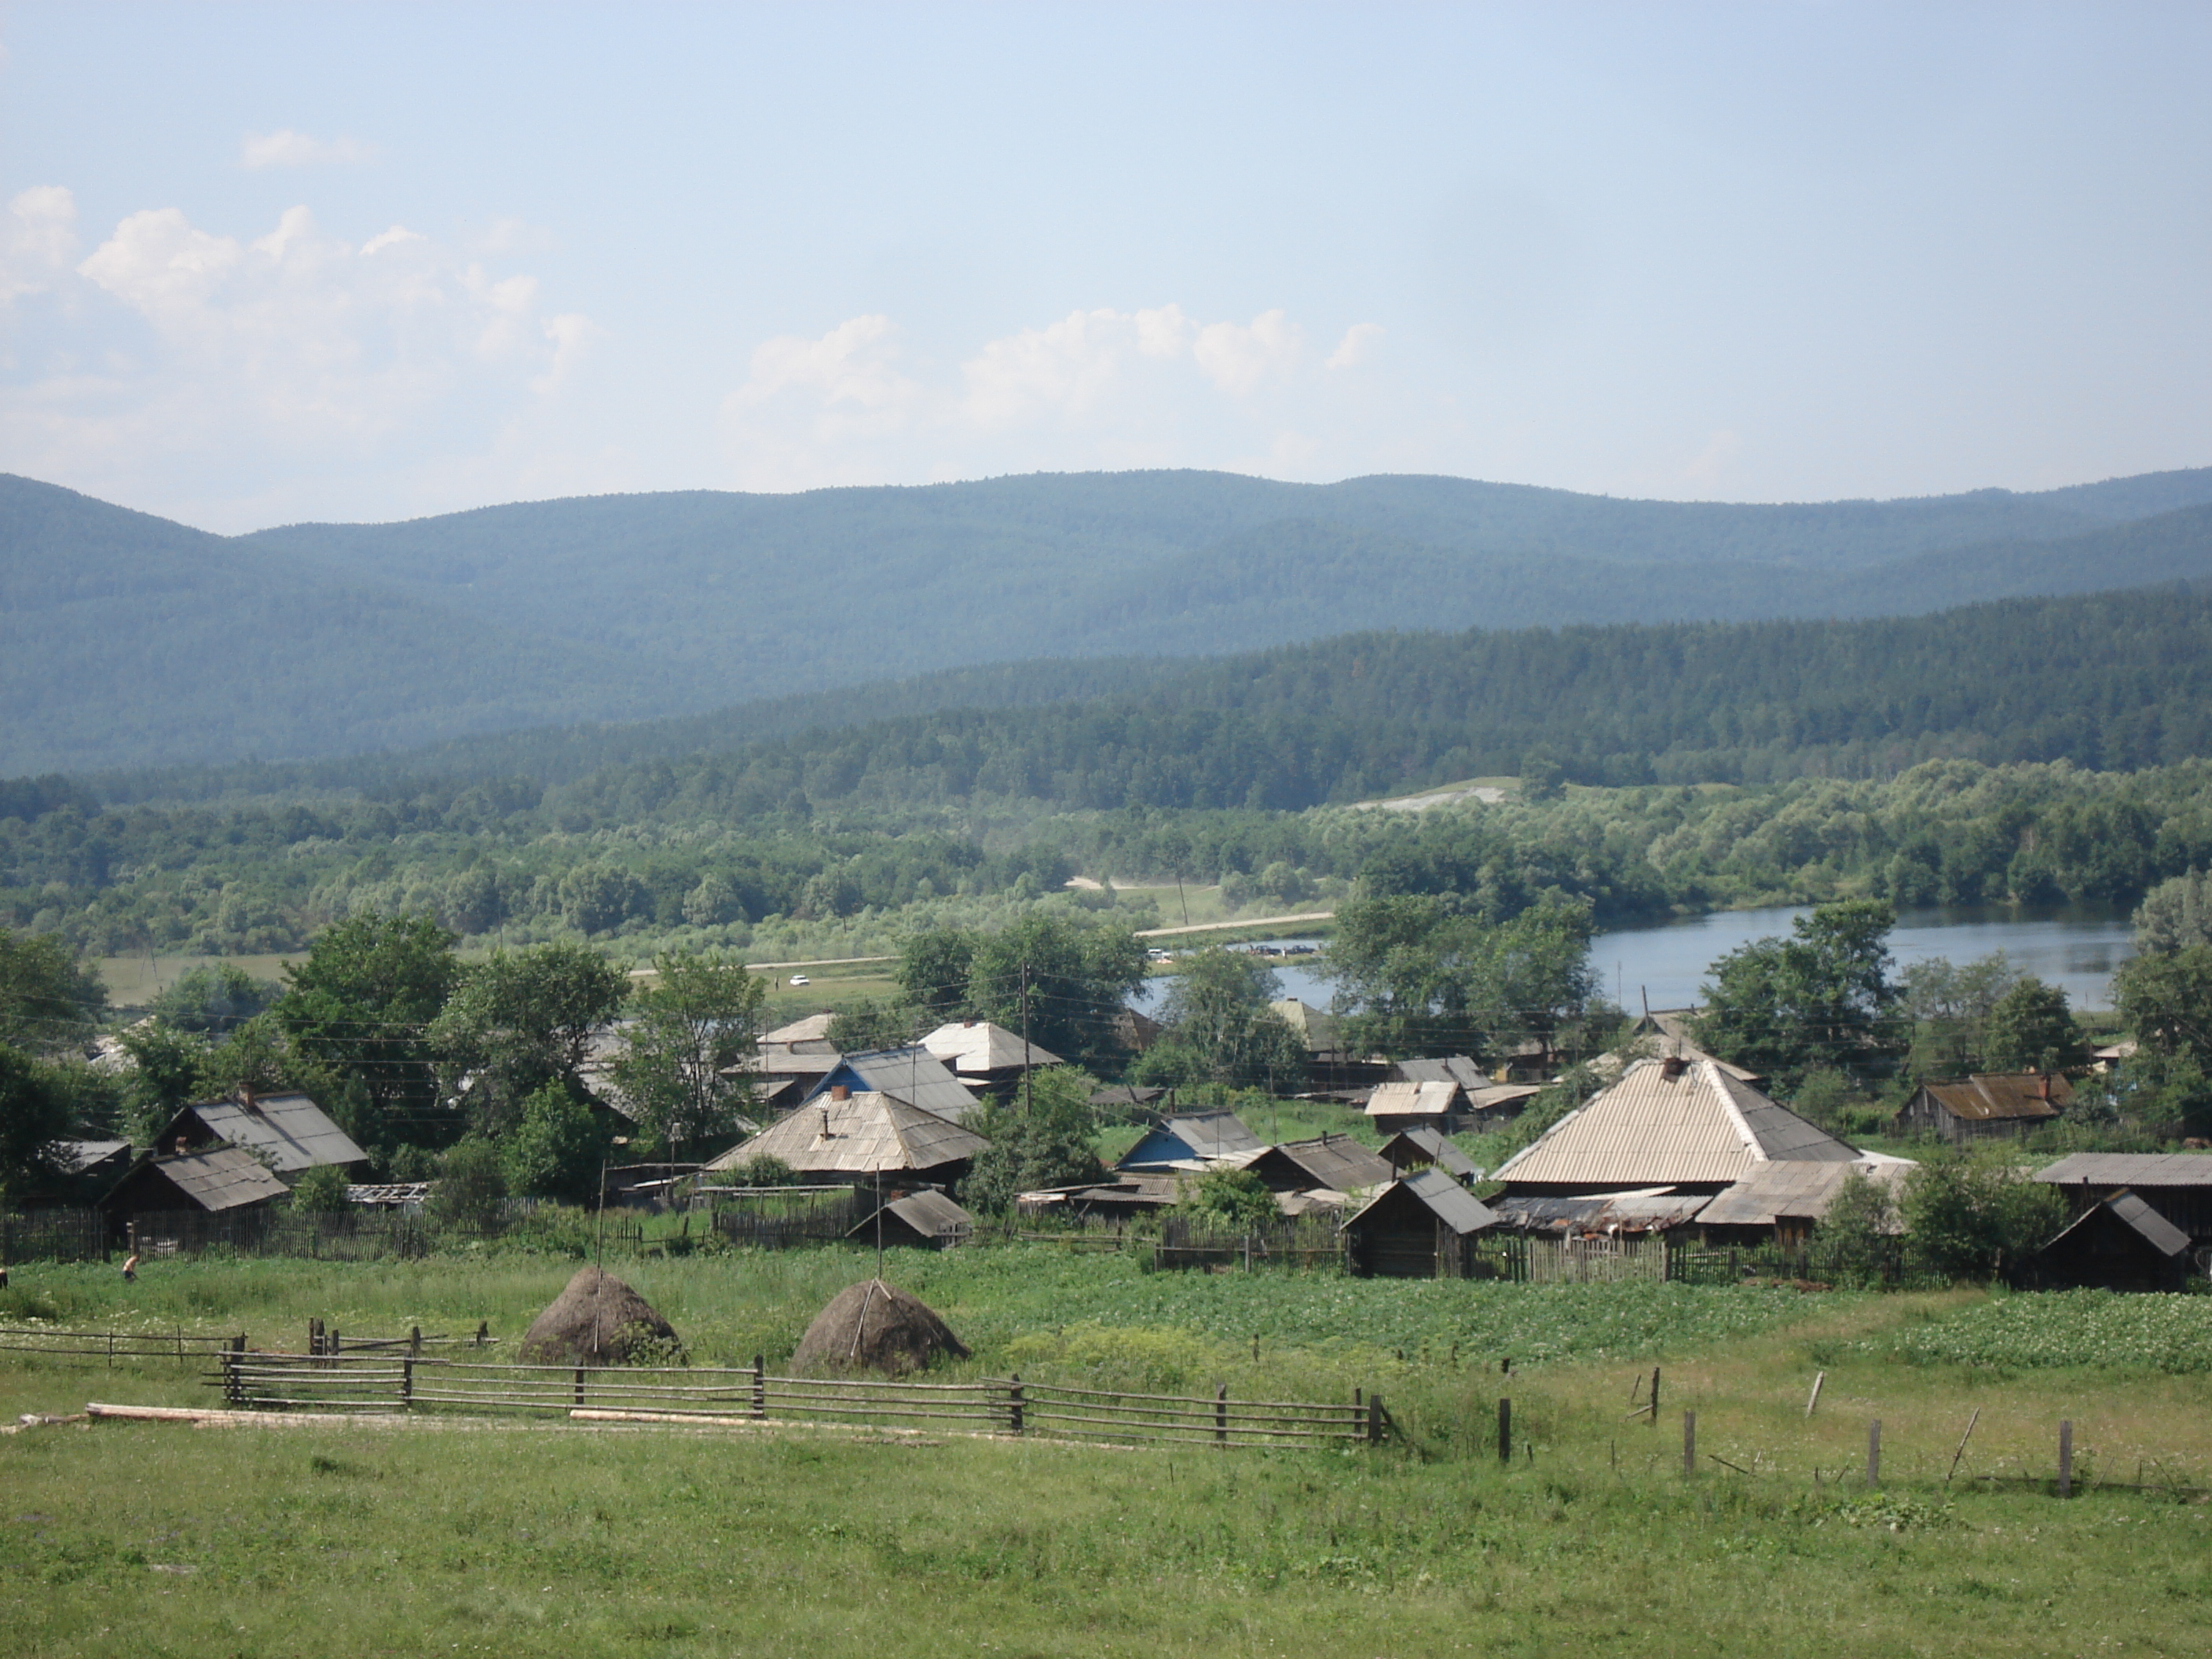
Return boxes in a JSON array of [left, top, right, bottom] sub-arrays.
[[830, 1084, 851, 1102], [174, 1137, 189, 1156], [2036, 1072, 2050, 1101], [1660, 1056, 1687, 1082], [238, 1084, 256, 1111]]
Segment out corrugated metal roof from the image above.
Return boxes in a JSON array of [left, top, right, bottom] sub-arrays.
[[804, 1048, 982, 1124], [2036, 1152, 2212, 1188], [709, 1091, 989, 1175], [1116, 1112, 1265, 1170], [1366, 1079, 1462, 1119], [2042, 1192, 2192, 1260], [1493, 1058, 1858, 1189], [1395, 1056, 1490, 1090], [174, 1093, 367, 1173], [920, 1021, 1062, 1074], [1919, 1074, 2070, 1123], [848, 1188, 975, 1240], [1465, 1082, 1544, 1114], [1697, 1158, 1914, 1228], [1343, 1167, 1498, 1236], [1380, 1127, 1479, 1180], [145, 1147, 291, 1211]]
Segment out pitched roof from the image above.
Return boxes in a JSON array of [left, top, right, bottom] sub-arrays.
[[1379, 1127, 1480, 1180], [53, 1138, 130, 1174], [172, 1093, 367, 1173], [919, 1020, 1063, 1074], [133, 1147, 291, 1211], [763, 1013, 838, 1046], [1394, 1056, 1490, 1090], [804, 1048, 982, 1124], [707, 1091, 989, 1175], [1245, 1133, 1395, 1194], [1487, 1188, 1715, 1236], [1919, 1073, 2070, 1124], [1493, 1058, 1859, 1190], [1697, 1157, 1914, 1229], [2035, 1152, 2212, 1188], [1269, 998, 1341, 1051], [1115, 1111, 1265, 1170], [1366, 1079, 1463, 1119], [2043, 1192, 2192, 1261], [848, 1188, 976, 1242], [1342, 1167, 1498, 1236]]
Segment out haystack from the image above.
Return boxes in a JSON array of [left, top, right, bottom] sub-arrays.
[[792, 1279, 969, 1375], [516, 1266, 681, 1365]]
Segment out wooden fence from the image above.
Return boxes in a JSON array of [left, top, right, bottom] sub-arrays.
[[1, 1208, 109, 1265], [705, 1187, 867, 1251], [209, 1350, 1384, 1448], [0, 1325, 245, 1364]]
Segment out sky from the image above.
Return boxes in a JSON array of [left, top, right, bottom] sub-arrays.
[[0, 2, 2207, 533]]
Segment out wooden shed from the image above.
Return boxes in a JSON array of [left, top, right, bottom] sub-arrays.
[[1380, 1126, 1479, 1182], [101, 1146, 289, 1225], [1341, 1168, 1500, 1278], [158, 1088, 368, 1177], [1897, 1073, 2071, 1144], [846, 1188, 976, 1250], [2023, 1192, 2193, 1292], [1365, 1079, 1466, 1133], [2034, 1152, 2212, 1245]]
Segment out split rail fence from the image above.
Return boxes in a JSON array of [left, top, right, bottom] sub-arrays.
[[0, 1326, 245, 1364], [209, 1350, 1384, 1448]]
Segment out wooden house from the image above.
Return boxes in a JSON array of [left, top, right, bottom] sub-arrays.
[[1364, 1079, 1465, 1133], [920, 1020, 1063, 1091], [846, 1188, 976, 1249], [2034, 1152, 2212, 1246], [1379, 1126, 1479, 1182], [1116, 1111, 1265, 1171], [2023, 1193, 2193, 1292], [720, 1013, 844, 1111], [1695, 1155, 1914, 1249], [101, 1146, 289, 1226], [802, 1046, 981, 1124], [1240, 1133, 1395, 1199], [1394, 1057, 1541, 1121], [705, 1088, 990, 1186], [1898, 1073, 2071, 1144], [158, 1089, 368, 1178], [1494, 1057, 1859, 1197], [1341, 1168, 1500, 1278]]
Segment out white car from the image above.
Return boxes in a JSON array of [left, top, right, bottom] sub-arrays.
[[788, 974, 811, 987]]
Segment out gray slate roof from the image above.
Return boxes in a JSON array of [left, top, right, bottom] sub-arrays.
[[1343, 1166, 1498, 1236], [54, 1138, 130, 1174], [1380, 1127, 1479, 1180], [1494, 1059, 1857, 1189], [173, 1093, 367, 1174], [1366, 1079, 1463, 1119], [2035, 1152, 2212, 1188], [1245, 1133, 1396, 1194], [805, 1048, 983, 1124], [1697, 1157, 1914, 1228], [1487, 1188, 1715, 1236], [709, 1091, 989, 1175], [1119, 1111, 1267, 1169], [1394, 1057, 1490, 1090], [848, 1188, 976, 1241], [920, 1020, 1063, 1074], [143, 1147, 291, 1211], [2045, 1192, 2192, 1259]]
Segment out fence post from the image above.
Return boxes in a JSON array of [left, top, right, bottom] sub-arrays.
[[1649, 1367, 1661, 1425], [1215, 1383, 1228, 1445], [752, 1354, 766, 1419], [410, 1325, 422, 1357], [1498, 1397, 1512, 1465], [401, 1356, 415, 1412], [1683, 1411, 1697, 1476], [1367, 1393, 1384, 1446], [2059, 1421, 2073, 1498], [1011, 1374, 1025, 1436], [330, 1328, 340, 1356], [222, 1346, 238, 1406], [573, 1367, 586, 1408], [1867, 1419, 1882, 1489]]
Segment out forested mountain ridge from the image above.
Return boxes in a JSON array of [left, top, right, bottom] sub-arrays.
[[9, 464, 2212, 775]]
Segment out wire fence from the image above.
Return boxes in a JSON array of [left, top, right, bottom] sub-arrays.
[[208, 1350, 1386, 1448]]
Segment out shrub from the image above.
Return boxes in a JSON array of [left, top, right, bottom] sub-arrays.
[[289, 1163, 352, 1213], [1174, 1166, 1279, 1232], [427, 1136, 507, 1228]]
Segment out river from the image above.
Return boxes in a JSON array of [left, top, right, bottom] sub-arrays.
[[1141, 903, 2139, 1015]]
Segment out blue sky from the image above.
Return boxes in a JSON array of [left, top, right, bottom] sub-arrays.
[[2, 2, 2207, 532]]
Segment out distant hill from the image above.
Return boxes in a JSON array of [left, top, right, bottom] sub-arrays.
[[8, 463, 2212, 775]]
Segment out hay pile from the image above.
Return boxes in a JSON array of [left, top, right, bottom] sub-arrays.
[[792, 1279, 969, 1375], [516, 1266, 682, 1365]]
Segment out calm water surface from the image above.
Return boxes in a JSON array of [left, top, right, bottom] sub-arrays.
[[1141, 905, 2138, 1013]]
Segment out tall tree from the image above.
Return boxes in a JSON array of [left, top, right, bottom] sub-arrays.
[[1695, 899, 1902, 1090], [427, 942, 629, 1136], [610, 953, 768, 1159], [277, 914, 464, 1152], [0, 1043, 70, 1203], [0, 928, 105, 1057], [1133, 946, 1309, 1093], [897, 928, 976, 1023], [963, 912, 1148, 1071], [1980, 976, 2087, 1075]]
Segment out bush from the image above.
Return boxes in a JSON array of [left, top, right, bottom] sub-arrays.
[[427, 1137, 507, 1228], [1900, 1152, 2065, 1282], [501, 1082, 615, 1204], [1173, 1166, 1278, 1232], [289, 1163, 351, 1213]]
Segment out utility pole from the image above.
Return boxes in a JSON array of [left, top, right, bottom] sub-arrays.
[[1020, 961, 1035, 1115]]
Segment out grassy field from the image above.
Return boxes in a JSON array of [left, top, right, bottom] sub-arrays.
[[5, 1251, 2212, 1657]]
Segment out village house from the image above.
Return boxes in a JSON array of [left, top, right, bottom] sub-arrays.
[[156, 1088, 368, 1180], [1240, 1133, 1396, 1204], [1693, 1155, 1914, 1250], [2034, 1152, 2212, 1247], [918, 1020, 1061, 1091], [101, 1145, 291, 1231], [719, 1012, 844, 1111], [1897, 1072, 2071, 1144], [1364, 1079, 1466, 1133], [2023, 1192, 2193, 1292], [705, 1086, 989, 1186], [1379, 1126, 1480, 1181], [1340, 1168, 1500, 1278], [801, 1046, 982, 1124], [845, 1187, 976, 1250], [1115, 1111, 1265, 1172]]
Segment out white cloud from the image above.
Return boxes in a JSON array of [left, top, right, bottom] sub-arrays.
[[2, 196, 600, 526], [1, 185, 81, 303], [1192, 309, 1302, 397], [1326, 321, 1385, 370], [240, 130, 378, 169]]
